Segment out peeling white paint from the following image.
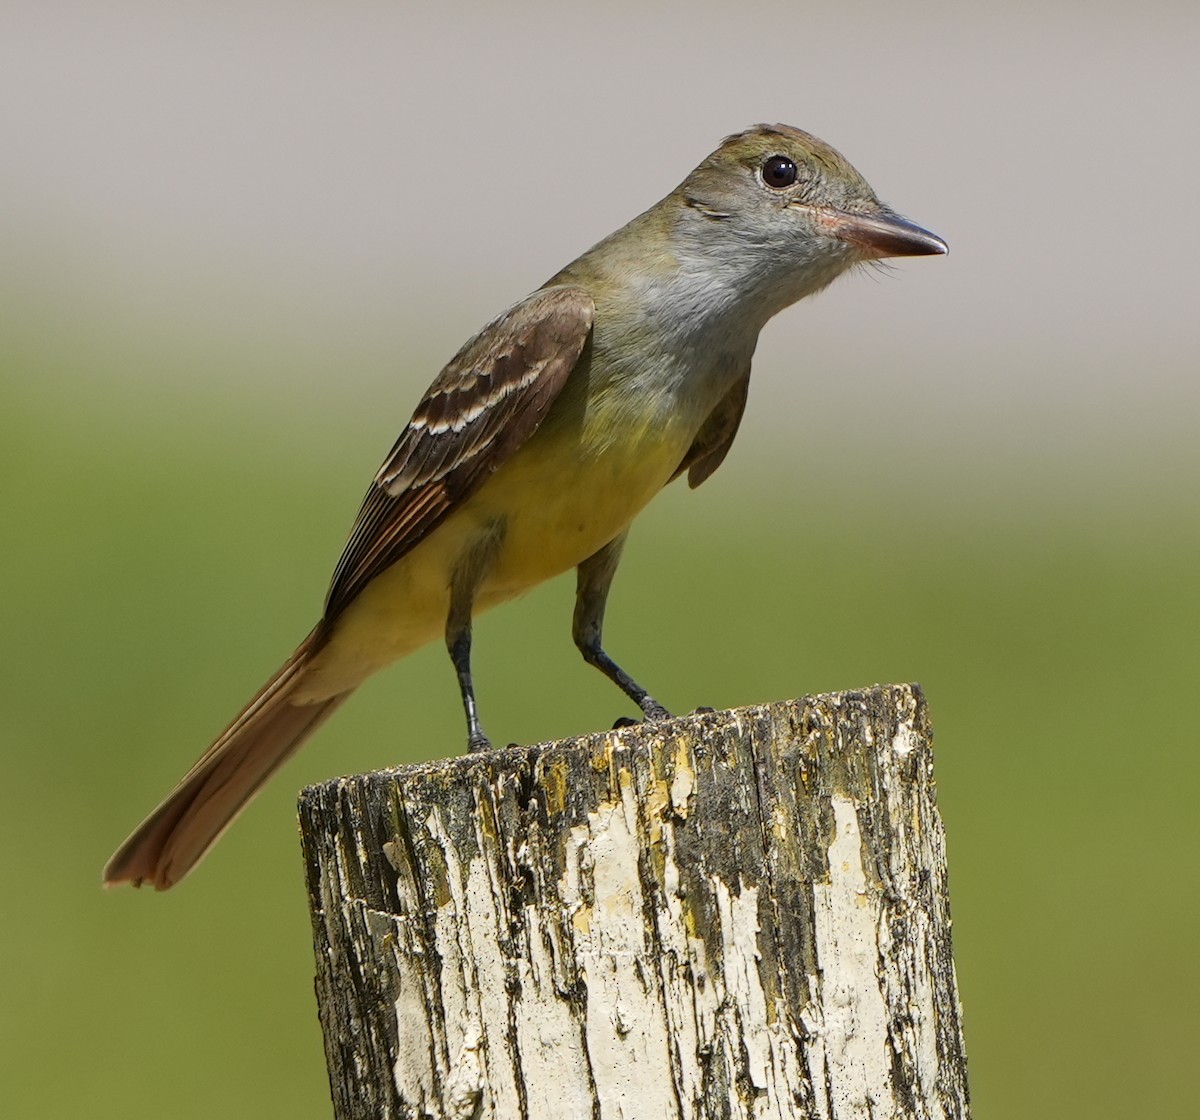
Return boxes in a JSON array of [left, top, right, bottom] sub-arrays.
[[892, 721, 917, 759], [512, 893, 594, 1119], [710, 877, 809, 1118], [714, 878, 769, 1089], [420, 807, 519, 1116], [652, 812, 710, 1114], [563, 769, 680, 1119], [913, 950, 945, 1114], [669, 739, 696, 817], [885, 908, 945, 1117], [444, 1022, 484, 1119], [392, 950, 440, 1116], [809, 795, 893, 1118]]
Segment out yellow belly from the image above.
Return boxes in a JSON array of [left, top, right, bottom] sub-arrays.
[[294, 411, 691, 701]]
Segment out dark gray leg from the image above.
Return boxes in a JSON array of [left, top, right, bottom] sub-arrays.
[[573, 534, 671, 722], [447, 617, 490, 752], [446, 528, 502, 753]]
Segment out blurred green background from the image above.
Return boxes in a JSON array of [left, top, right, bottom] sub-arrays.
[[3, 1, 1198, 1117]]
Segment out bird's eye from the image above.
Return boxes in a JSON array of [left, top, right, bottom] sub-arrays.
[[761, 155, 798, 189]]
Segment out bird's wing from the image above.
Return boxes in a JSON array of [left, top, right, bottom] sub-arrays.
[[674, 369, 751, 488], [323, 285, 594, 621]]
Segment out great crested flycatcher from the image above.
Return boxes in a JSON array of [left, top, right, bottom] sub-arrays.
[[104, 124, 946, 890]]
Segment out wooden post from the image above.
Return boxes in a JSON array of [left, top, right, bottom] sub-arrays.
[[299, 684, 969, 1119]]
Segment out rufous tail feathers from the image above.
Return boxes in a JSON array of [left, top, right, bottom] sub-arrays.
[[103, 630, 349, 890]]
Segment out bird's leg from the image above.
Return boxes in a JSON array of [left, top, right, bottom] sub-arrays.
[[574, 534, 671, 722], [446, 616, 490, 752], [446, 528, 502, 753]]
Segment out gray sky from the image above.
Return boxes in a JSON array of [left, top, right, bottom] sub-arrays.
[[4, 0, 1198, 480]]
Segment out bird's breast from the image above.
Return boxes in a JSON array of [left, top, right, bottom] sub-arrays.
[[470, 320, 750, 594], [472, 387, 696, 596]]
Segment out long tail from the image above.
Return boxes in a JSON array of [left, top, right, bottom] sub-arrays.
[[103, 629, 351, 890]]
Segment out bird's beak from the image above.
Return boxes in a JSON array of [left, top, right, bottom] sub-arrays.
[[826, 208, 948, 259]]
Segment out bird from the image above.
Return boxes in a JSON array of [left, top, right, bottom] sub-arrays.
[[103, 123, 946, 890]]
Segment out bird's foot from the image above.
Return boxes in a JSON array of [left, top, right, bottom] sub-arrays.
[[610, 698, 672, 731], [467, 732, 493, 753], [640, 697, 672, 721], [690, 706, 716, 715]]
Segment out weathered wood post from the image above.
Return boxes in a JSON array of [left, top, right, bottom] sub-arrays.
[[299, 684, 969, 1119]]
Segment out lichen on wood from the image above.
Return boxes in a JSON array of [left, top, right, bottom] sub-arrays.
[[299, 683, 969, 1119]]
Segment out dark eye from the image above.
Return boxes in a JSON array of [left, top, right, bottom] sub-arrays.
[[761, 155, 798, 189]]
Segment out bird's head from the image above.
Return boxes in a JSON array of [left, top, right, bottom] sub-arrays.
[[669, 124, 946, 313]]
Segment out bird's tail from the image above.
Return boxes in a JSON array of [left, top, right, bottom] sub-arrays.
[[103, 629, 350, 890]]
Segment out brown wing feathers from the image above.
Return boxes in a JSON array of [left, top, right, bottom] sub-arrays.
[[323, 286, 594, 620], [674, 369, 750, 489]]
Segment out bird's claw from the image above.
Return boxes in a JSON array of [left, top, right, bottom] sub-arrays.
[[640, 698, 672, 721], [614, 701, 672, 734], [609, 699, 673, 731]]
